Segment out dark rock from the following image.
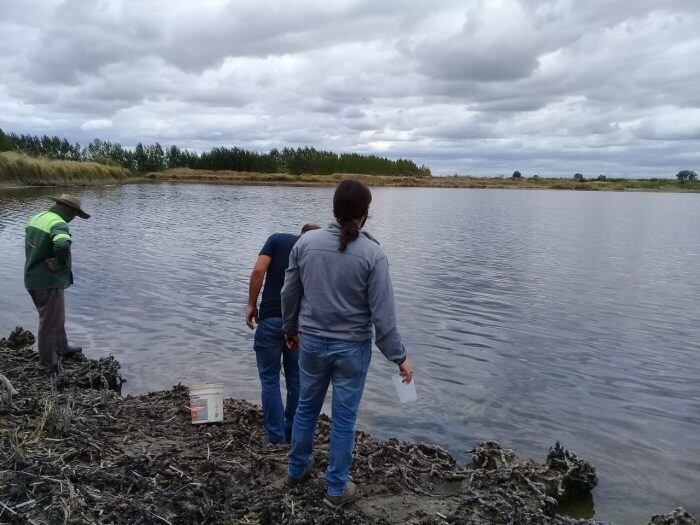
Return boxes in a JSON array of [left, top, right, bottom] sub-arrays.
[[649, 507, 699, 525], [0, 326, 35, 349]]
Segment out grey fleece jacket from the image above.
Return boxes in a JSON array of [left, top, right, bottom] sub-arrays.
[[281, 222, 407, 364]]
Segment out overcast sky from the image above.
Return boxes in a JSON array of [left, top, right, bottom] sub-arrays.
[[1, 0, 699, 176]]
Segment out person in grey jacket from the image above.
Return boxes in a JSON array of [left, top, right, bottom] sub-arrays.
[[281, 179, 413, 507]]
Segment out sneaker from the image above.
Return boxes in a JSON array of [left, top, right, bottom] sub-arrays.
[[324, 481, 358, 508], [284, 457, 315, 488]]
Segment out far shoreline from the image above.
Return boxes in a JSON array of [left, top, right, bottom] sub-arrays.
[[2, 167, 700, 193]]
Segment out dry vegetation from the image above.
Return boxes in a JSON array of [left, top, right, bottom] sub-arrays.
[[1, 330, 696, 524], [148, 168, 700, 192], [0, 152, 134, 187], [2, 152, 698, 193], [0, 327, 620, 525]]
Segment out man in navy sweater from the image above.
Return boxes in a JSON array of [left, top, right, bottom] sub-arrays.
[[246, 223, 320, 445]]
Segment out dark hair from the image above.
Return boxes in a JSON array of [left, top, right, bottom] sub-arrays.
[[333, 180, 372, 252], [301, 223, 321, 234]]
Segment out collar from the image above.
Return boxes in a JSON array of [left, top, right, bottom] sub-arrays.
[[50, 206, 70, 222], [327, 222, 380, 245]]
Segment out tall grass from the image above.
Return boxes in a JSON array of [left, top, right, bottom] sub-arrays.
[[0, 152, 134, 187]]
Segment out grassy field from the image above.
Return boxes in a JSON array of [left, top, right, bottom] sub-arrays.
[[2, 152, 698, 192], [0, 151, 134, 187], [148, 167, 700, 192]]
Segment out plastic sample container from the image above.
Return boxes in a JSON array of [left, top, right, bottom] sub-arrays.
[[189, 383, 224, 424], [392, 373, 417, 403]]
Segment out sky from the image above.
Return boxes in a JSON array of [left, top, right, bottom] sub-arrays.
[[1, 0, 699, 177]]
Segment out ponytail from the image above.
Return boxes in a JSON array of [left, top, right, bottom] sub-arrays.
[[333, 180, 372, 252], [338, 219, 360, 252]]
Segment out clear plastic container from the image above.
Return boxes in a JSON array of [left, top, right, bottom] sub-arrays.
[[392, 373, 417, 403]]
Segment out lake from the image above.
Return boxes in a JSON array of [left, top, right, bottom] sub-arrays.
[[1, 183, 698, 523]]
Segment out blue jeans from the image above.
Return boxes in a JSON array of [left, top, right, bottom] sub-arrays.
[[254, 317, 300, 444], [288, 334, 372, 495]]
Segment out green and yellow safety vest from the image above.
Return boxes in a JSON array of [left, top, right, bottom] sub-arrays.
[[24, 207, 73, 290]]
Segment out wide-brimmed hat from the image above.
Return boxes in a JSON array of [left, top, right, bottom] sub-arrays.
[[49, 194, 90, 219]]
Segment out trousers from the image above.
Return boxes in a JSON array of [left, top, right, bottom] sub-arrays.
[[28, 288, 68, 368]]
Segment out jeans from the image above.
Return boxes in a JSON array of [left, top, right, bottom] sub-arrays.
[[254, 317, 300, 444], [288, 334, 372, 496]]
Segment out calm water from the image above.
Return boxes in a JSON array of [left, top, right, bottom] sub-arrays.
[[1, 184, 698, 523]]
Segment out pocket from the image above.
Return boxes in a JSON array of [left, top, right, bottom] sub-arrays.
[[335, 341, 371, 380], [253, 319, 282, 352]]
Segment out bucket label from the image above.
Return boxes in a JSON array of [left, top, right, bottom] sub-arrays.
[[190, 397, 208, 422]]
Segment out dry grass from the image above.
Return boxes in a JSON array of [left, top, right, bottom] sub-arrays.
[[3, 154, 697, 193], [148, 168, 700, 192], [0, 151, 134, 187], [146, 168, 433, 187]]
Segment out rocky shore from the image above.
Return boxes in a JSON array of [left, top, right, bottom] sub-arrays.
[[1, 328, 696, 524]]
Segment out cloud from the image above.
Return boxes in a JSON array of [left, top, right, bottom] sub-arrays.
[[81, 119, 113, 131], [0, 0, 699, 176]]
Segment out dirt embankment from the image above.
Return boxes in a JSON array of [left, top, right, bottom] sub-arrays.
[[1, 328, 696, 524]]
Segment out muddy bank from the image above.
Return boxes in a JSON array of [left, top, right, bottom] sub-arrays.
[[1, 328, 695, 524]]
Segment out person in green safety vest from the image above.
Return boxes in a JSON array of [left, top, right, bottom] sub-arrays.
[[24, 194, 90, 376]]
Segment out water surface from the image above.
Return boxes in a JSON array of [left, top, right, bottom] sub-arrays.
[[1, 184, 698, 523]]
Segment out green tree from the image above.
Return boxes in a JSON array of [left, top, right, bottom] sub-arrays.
[[0, 128, 14, 152], [133, 143, 148, 172], [677, 170, 697, 181], [573, 173, 585, 182], [512, 170, 522, 179]]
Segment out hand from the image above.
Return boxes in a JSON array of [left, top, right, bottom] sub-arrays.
[[245, 305, 259, 329], [398, 358, 413, 383], [285, 333, 300, 350], [44, 258, 60, 271]]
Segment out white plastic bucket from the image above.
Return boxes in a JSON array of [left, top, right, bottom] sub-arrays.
[[189, 383, 224, 424], [392, 373, 417, 403]]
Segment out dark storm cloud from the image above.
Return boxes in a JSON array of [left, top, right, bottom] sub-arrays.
[[1, 0, 699, 176]]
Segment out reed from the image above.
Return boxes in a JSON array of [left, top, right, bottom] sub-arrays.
[[0, 152, 134, 187]]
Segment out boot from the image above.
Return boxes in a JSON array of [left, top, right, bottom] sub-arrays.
[[284, 457, 315, 488], [324, 481, 358, 508], [61, 344, 83, 359]]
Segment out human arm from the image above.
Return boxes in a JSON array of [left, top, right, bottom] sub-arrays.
[[46, 222, 71, 271], [281, 243, 303, 346], [246, 254, 272, 329], [368, 256, 413, 381]]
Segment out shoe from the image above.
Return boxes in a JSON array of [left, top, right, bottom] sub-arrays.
[[284, 457, 315, 488], [324, 481, 358, 508], [261, 435, 287, 448], [36, 362, 58, 376], [61, 344, 83, 359]]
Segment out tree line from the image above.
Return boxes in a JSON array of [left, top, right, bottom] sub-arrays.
[[511, 170, 698, 182], [0, 128, 431, 177]]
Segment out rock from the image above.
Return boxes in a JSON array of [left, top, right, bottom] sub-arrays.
[[546, 441, 598, 496], [0, 326, 35, 349], [649, 507, 698, 525]]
